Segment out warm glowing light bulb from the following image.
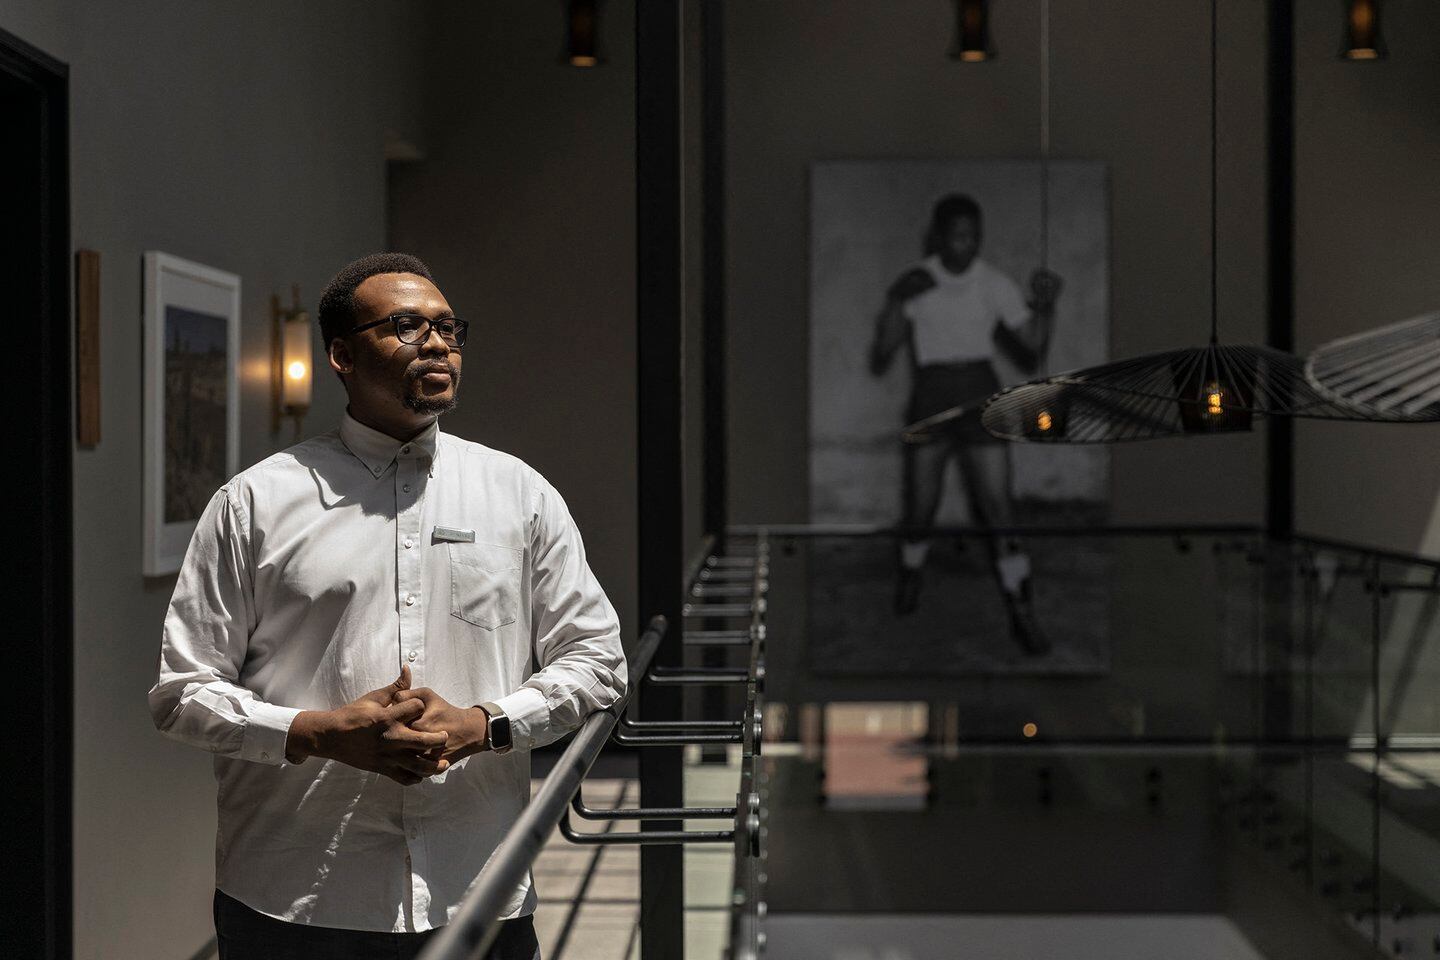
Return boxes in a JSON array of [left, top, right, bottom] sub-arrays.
[[1205, 382, 1224, 416], [287, 360, 307, 380], [1036, 410, 1053, 432], [1022, 722, 1038, 738]]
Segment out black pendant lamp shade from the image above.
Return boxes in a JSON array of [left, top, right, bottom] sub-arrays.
[[1305, 311, 1440, 419], [949, 0, 994, 62], [1341, 0, 1386, 61], [979, 0, 1388, 445], [564, 0, 603, 67], [983, 343, 1369, 443]]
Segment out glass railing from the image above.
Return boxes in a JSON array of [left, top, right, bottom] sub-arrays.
[[733, 524, 1440, 958]]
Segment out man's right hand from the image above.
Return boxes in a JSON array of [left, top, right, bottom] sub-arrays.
[[886, 267, 937, 305], [284, 665, 451, 786]]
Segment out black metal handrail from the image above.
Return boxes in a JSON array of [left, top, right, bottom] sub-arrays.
[[418, 532, 770, 960], [414, 616, 669, 960], [727, 521, 1440, 573], [569, 789, 736, 821]]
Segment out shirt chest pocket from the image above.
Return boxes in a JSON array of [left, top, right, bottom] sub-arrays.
[[448, 542, 521, 630]]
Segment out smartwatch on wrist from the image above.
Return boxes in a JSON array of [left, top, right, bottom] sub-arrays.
[[479, 701, 513, 755]]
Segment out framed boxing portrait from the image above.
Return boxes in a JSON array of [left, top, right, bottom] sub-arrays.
[[806, 158, 1111, 676]]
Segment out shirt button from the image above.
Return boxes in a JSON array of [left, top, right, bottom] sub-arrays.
[[407, 650, 418, 662], [405, 594, 417, 606], [401, 446, 411, 455], [403, 538, 414, 549], [402, 483, 411, 493]]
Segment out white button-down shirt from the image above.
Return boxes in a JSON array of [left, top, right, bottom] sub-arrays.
[[149, 412, 626, 932]]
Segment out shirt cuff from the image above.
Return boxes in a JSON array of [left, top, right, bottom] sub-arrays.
[[241, 701, 303, 765], [490, 687, 549, 751]]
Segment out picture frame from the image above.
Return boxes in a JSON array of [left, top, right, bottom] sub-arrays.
[[143, 251, 241, 577], [806, 158, 1113, 676]]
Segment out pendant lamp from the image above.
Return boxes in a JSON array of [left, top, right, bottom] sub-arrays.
[[1305, 311, 1440, 419], [1340, 0, 1386, 61], [563, 0, 604, 68], [982, 343, 1366, 443], [949, 0, 994, 62], [980, 0, 1375, 445], [904, 0, 1048, 443]]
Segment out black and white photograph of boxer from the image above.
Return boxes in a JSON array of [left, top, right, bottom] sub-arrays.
[[808, 159, 1112, 676]]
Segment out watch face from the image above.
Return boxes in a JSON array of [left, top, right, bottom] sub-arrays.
[[490, 714, 513, 749]]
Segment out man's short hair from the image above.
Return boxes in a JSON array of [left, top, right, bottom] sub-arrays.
[[317, 253, 435, 347], [923, 193, 984, 257]]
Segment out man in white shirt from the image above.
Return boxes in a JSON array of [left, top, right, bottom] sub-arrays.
[[870, 194, 1059, 652], [150, 252, 626, 959]]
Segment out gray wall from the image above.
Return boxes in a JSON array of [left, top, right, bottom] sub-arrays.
[[4, 2, 424, 958], [388, 0, 642, 635]]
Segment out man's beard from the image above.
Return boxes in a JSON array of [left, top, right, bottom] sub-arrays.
[[402, 362, 461, 415]]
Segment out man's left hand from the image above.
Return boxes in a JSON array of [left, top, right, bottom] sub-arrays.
[[392, 687, 490, 763]]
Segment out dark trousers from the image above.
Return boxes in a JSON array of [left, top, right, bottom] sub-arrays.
[[214, 890, 541, 960]]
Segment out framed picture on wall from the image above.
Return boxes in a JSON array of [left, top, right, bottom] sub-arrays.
[[142, 252, 240, 577], [807, 158, 1112, 676]]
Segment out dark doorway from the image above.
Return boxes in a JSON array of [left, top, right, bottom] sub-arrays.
[[0, 26, 72, 960]]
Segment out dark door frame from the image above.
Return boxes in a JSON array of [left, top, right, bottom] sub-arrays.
[[1266, 0, 1294, 538], [635, 0, 686, 956], [0, 25, 72, 960]]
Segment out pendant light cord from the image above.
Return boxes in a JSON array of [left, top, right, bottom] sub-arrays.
[[1039, 0, 1050, 273], [1210, 0, 1219, 345]]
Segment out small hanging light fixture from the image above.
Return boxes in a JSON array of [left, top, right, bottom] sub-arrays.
[[563, 0, 604, 68], [949, 0, 994, 62], [1340, 0, 1386, 61]]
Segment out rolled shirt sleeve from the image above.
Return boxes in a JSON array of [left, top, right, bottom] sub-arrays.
[[148, 483, 298, 765], [494, 477, 627, 750]]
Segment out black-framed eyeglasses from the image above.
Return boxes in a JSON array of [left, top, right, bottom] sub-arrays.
[[348, 313, 468, 348]]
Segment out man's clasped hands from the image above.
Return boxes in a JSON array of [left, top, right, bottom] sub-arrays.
[[284, 666, 491, 785]]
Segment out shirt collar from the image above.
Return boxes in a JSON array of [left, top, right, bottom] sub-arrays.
[[339, 410, 441, 479]]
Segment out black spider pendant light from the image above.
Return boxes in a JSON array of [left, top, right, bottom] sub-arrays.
[[1306, 311, 1440, 420], [981, 0, 1374, 444]]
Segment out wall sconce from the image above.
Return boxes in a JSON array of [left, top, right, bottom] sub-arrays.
[[563, 0, 603, 67], [949, 0, 994, 62], [271, 285, 312, 439], [1341, 0, 1385, 60]]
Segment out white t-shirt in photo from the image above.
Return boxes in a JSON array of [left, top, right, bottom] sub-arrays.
[[902, 255, 1029, 366]]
